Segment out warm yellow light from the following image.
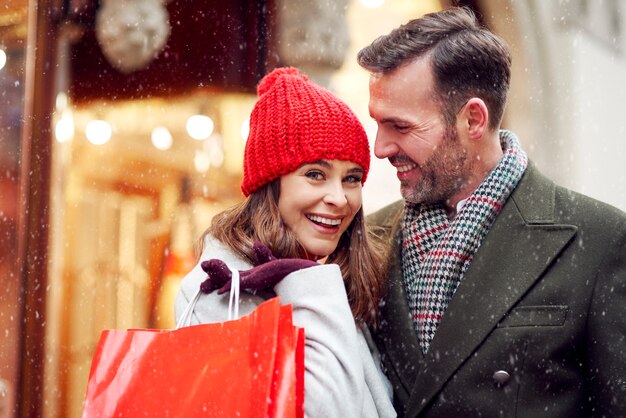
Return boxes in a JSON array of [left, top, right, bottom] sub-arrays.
[[54, 93, 74, 143], [0, 49, 6, 71], [240, 117, 250, 142], [210, 147, 224, 168], [194, 150, 211, 173], [55, 92, 68, 110], [55, 110, 75, 143], [359, 0, 385, 8], [86, 120, 112, 145], [186, 115, 214, 140], [151, 126, 173, 150], [206, 134, 224, 168]]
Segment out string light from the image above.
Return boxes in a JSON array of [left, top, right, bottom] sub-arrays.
[[240, 117, 250, 143], [151, 126, 173, 150], [86, 120, 112, 145], [194, 150, 210, 173], [186, 114, 214, 140], [0, 48, 6, 70], [55, 110, 75, 143], [54, 93, 74, 143]]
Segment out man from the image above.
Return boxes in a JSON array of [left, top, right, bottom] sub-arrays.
[[358, 6, 625, 418]]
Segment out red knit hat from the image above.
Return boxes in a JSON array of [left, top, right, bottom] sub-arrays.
[[241, 67, 370, 196]]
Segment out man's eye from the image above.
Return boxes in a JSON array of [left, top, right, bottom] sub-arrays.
[[394, 125, 410, 132]]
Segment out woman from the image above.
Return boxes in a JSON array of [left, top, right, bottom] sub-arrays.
[[175, 67, 396, 418]]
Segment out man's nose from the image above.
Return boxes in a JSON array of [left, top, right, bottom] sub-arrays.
[[374, 129, 397, 159]]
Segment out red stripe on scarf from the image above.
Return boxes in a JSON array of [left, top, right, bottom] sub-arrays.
[[414, 313, 442, 320], [427, 250, 474, 263], [403, 224, 448, 256], [465, 196, 503, 209]]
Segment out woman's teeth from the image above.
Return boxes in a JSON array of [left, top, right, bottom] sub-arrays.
[[307, 215, 341, 226]]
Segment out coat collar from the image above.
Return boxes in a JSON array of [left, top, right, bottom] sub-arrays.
[[376, 217, 423, 397], [375, 163, 578, 416]]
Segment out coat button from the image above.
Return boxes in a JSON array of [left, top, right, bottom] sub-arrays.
[[492, 370, 511, 386]]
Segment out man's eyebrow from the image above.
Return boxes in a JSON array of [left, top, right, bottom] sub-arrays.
[[369, 112, 410, 124], [378, 116, 411, 124]]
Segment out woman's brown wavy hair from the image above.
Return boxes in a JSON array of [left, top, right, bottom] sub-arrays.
[[200, 179, 385, 326]]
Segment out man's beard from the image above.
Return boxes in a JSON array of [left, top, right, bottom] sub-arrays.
[[402, 126, 473, 205]]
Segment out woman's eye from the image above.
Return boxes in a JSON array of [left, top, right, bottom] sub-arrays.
[[305, 170, 324, 180], [344, 175, 363, 184]]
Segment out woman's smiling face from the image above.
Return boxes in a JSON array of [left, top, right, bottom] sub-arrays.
[[278, 159, 364, 260]]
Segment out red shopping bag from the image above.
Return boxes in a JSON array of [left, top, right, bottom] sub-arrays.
[[82, 297, 304, 418], [268, 305, 305, 418]]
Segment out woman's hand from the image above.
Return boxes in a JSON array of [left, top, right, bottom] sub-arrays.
[[200, 242, 317, 294]]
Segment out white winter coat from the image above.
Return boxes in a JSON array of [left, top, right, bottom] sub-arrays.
[[174, 236, 396, 418]]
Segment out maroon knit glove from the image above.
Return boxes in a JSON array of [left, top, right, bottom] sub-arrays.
[[200, 242, 317, 295]]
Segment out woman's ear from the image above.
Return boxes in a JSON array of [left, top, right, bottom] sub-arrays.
[[459, 98, 488, 140]]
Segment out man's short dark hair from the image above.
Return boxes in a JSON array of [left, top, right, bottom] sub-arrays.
[[357, 7, 511, 130]]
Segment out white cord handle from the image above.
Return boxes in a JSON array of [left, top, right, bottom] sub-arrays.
[[175, 287, 201, 329], [227, 267, 240, 320], [175, 263, 241, 329]]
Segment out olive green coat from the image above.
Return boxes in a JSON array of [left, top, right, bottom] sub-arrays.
[[368, 162, 626, 418]]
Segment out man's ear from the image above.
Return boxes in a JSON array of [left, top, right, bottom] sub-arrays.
[[459, 98, 488, 140]]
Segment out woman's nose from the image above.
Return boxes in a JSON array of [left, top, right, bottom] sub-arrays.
[[323, 181, 348, 207]]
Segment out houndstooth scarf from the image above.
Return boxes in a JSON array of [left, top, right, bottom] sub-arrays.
[[401, 130, 528, 353]]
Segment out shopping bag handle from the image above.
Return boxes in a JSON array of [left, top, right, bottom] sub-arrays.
[[228, 267, 240, 320], [175, 263, 241, 329]]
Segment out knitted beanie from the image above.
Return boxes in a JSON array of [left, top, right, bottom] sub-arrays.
[[241, 67, 370, 196]]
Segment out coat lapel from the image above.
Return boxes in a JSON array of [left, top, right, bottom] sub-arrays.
[[370, 201, 424, 401], [405, 164, 578, 416]]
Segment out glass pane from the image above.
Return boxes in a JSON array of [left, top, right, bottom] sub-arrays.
[[3, 1, 443, 417], [0, 1, 27, 417]]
